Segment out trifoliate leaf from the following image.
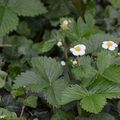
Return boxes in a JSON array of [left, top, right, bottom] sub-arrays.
[[14, 57, 66, 107], [62, 76, 120, 113]]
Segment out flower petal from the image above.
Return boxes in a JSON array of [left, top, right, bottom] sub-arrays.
[[102, 43, 108, 49], [70, 48, 74, 52], [113, 43, 118, 47], [61, 61, 66, 66], [63, 20, 68, 24], [74, 44, 81, 48], [80, 44, 86, 50], [108, 46, 116, 51], [103, 41, 107, 44], [79, 50, 85, 56], [72, 50, 81, 56]]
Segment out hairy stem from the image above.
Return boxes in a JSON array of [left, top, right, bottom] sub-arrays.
[[19, 106, 25, 118]]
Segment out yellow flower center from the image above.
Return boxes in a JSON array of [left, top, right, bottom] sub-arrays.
[[107, 41, 113, 47], [75, 46, 81, 52], [61, 23, 68, 30]]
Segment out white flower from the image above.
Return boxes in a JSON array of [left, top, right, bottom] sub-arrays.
[[72, 60, 77, 65], [0, 115, 6, 118], [61, 61, 66, 66], [57, 41, 62, 47], [68, 19, 72, 23], [70, 44, 86, 56], [102, 41, 118, 51], [60, 20, 69, 30], [118, 53, 120, 56]]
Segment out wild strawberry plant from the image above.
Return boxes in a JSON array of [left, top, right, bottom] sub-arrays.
[[0, 0, 120, 119]]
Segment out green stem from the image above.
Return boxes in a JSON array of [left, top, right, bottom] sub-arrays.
[[63, 40, 68, 60], [19, 106, 25, 118], [77, 56, 80, 66], [77, 102, 82, 116]]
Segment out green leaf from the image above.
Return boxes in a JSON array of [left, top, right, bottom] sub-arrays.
[[9, 0, 47, 16], [84, 34, 120, 54], [51, 110, 75, 120], [0, 70, 7, 78], [102, 65, 120, 83], [0, 108, 18, 119], [88, 76, 120, 99], [0, 0, 47, 37], [81, 94, 106, 114], [61, 85, 88, 105], [32, 39, 56, 53], [13, 71, 47, 89], [76, 113, 115, 120], [31, 57, 63, 83], [44, 78, 67, 106], [11, 88, 24, 97], [62, 85, 107, 113], [89, 113, 115, 120], [77, 56, 92, 66], [76, 13, 99, 38], [97, 51, 114, 74], [0, 95, 20, 112], [46, 0, 70, 19], [3, 36, 34, 57], [102, 86, 120, 99], [72, 65, 96, 80], [16, 21, 31, 36], [62, 13, 101, 43], [0, 77, 5, 88], [117, 100, 120, 113], [31, 57, 67, 106], [77, 17, 87, 35], [109, 0, 120, 8], [84, 12, 95, 28], [24, 96, 38, 108], [14, 57, 66, 107], [62, 76, 120, 113], [104, 6, 119, 18], [0, 7, 19, 37]]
